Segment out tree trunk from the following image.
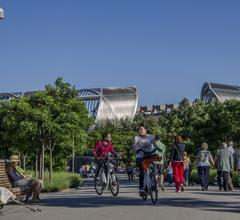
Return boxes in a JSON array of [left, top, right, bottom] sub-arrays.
[[72, 132, 75, 173], [39, 148, 42, 179], [41, 140, 45, 182], [18, 152, 22, 168], [49, 148, 53, 183], [23, 154, 27, 171], [35, 154, 38, 179]]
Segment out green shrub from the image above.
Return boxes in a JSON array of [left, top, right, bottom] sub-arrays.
[[232, 171, 240, 187], [69, 175, 82, 188], [26, 171, 83, 192]]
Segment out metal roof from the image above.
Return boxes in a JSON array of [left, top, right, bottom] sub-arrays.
[[201, 82, 240, 102]]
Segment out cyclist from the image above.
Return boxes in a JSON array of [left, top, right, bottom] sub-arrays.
[[133, 124, 156, 194], [93, 133, 116, 181]]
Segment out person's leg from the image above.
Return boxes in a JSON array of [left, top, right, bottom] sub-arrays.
[[223, 172, 229, 191], [172, 162, 180, 191], [158, 165, 165, 191], [127, 172, 131, 182], [178, 162, 185, 191], [136, 158, 144, 191], [95, 159, 102, 178], [202, 166, 207, 189], [169, 173, 173, 185], [205, 166, 210, 190], [228, 171, 233, 191], [130, 171, 133, 181], [184, 167, 189, 186], [217, 171, 223, 190], [198, 166, 204, 189], [32, 180, 41, 202], [36, 180, 42, 200]]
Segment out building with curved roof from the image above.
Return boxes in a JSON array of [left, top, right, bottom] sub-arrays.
[[0, 86, 138, 127], [78, 87, 138, 126], [201, 82, 240, 102]]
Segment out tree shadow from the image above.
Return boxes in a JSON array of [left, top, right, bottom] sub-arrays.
[[157, 197, 240, 213]]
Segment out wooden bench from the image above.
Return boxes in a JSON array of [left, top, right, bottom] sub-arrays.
[[0, 160, 33, 202]]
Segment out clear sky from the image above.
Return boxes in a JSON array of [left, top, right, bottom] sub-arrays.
[[0, 0, 240, 105]]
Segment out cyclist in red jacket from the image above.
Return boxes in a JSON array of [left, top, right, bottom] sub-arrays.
[[93, 133, 116, 179]]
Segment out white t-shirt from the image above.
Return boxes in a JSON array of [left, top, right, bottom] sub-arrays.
[[133, 134, 155, 159]]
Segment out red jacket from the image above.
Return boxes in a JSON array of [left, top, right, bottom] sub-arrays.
[[93, 141, 115, 159]]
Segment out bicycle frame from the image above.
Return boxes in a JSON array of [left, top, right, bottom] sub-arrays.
[[94, 155, 119, 197], [140, 156, 159, 204], [143, 164, 154, 193], [100, 158, 115, 187]]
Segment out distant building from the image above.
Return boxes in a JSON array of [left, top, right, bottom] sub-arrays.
[[79, 87, 138, 127], [0, 86, 138, 127], [201, 82, 240, 102], [138, 103, 179, 115]]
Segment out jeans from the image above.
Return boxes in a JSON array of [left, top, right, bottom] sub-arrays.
[[166, 173, 173, 185], [136, 158, 144, 190], [198, 166, 210, 189]]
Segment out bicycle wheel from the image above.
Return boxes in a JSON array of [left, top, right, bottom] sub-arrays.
[[94, 169, 104, 195], [150, 172, 158, 204], [110, 172, 119, 197]]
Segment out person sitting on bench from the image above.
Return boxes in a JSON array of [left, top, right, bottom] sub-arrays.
[[6, 155, 42, 203]]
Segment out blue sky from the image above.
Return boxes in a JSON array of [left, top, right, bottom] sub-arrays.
[[0, 0, 240, 105]]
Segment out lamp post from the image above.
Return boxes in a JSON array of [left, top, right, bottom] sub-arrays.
[[0, 7, 4, 19]]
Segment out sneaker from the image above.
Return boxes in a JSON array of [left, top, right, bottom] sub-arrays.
[[201, 187, 205, 191], [175, 189, 181, 193], [139, 189, 145, 194], [180, 184, 184, 192]]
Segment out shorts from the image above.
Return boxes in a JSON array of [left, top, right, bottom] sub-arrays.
[[14, 179, 34, 187], [154, 164, 165, 175]]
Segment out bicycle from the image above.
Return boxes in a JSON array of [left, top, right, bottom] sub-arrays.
[[94, 154, 119, 197], [137, 148, 162, 205]]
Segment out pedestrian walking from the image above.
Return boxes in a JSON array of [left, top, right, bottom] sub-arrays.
[[166, 161, 173, 186], [170, 135, 185, 193], [196, 143, 214, 191], [215, 142, 234, 191], [126, 164, 134, 182]]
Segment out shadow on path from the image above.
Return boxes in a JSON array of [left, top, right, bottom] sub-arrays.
[[38, 193, 240, 214]]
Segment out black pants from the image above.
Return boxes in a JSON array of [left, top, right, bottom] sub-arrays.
[[217, 171, 230, 191], [136, 158, 144, 190], [127, 171, 133, 182], [198, 166, 210, 189], [95, 159, 106, 177]]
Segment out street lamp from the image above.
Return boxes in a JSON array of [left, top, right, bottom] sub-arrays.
[[0, 7, 4, 19]]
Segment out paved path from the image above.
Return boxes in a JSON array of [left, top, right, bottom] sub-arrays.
[[1, 175, 240, 220]]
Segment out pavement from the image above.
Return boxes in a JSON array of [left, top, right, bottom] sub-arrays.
[[1, 174, 240, 220]]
